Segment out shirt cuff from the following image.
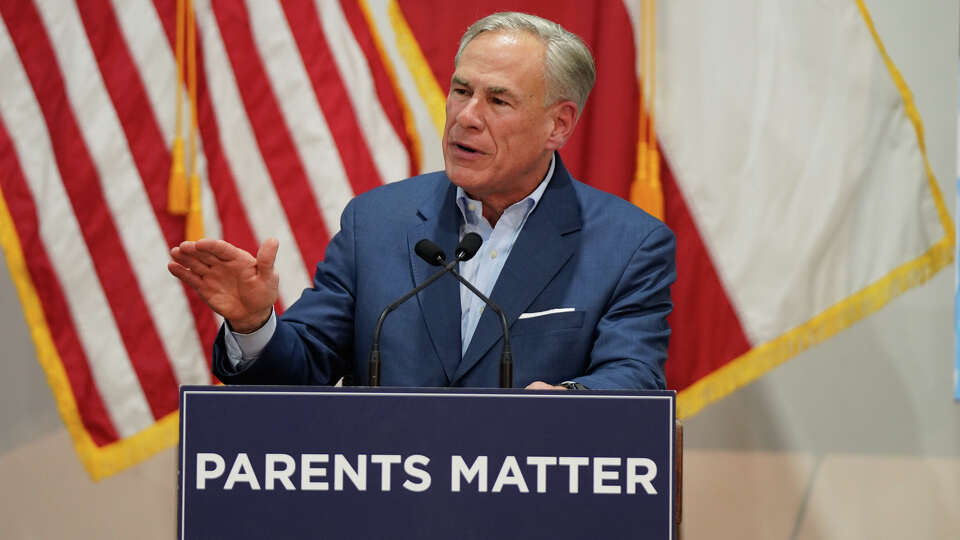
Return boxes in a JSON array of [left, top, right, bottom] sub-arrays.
[[223, 310, 277, 369]]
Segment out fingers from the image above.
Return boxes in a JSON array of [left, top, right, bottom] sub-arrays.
[[167, 261, 204, 289], [525, 381, 565, 390], [256, 238, 279, 272], [170, 238, 269, 281], [178, 240, 224, 267], [170, 245, 212, 276], [195, 238, 250, 263]]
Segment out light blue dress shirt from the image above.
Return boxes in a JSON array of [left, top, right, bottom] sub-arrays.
[[455, 155, 554, 354], [225, 155, 556, 367]]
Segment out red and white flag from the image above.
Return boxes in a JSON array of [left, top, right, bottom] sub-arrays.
[[0, 0, 950, 479]]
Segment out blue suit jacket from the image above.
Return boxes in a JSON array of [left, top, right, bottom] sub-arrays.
[[212, 156, 675, 389]]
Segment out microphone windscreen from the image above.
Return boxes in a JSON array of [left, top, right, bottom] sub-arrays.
[[415, 239, 446, 266], [456, 232, 483, 261]]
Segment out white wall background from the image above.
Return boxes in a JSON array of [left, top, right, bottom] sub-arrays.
[[0, 1, 956, 538]]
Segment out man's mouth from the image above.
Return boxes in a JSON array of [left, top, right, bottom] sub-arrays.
[[452, 142, 482, 154]]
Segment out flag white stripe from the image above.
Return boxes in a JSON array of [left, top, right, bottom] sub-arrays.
[[198, 159, 224, 243], [111, 0, 223, 244], [35, 0, 208, 389], [193, 0, 312, 306], [246, 0, 354, 237], [362, 0, 444, 173], [0, 15, 153, 437], [318, 0, 409, 183]]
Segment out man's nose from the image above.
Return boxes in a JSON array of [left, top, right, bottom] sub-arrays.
[[456, 97, 483, 130]]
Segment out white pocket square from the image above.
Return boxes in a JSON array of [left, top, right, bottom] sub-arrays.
[[518, 308, 576, 320]]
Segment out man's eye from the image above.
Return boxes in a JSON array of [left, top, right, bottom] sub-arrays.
[[491, 97, 508, 106], [452, 88, 468, 96]]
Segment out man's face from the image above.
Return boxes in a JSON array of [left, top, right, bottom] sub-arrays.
[[442, 31, 562, 205]]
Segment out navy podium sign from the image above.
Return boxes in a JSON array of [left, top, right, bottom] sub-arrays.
[[178, 386, 676, 539]]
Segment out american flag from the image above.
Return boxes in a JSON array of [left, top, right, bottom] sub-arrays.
[[0, 0, 951, 479]]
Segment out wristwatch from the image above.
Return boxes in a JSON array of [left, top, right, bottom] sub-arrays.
[[559, 381, 588, 390]]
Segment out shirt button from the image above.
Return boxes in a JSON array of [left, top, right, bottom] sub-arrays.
[[490, 250, 497, 259], [468, 203, 476, 212]]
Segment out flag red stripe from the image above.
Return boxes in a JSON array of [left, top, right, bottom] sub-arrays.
[[564, 0, 640, 199], [77, 0, 218, 371], [661, 154, 752, 389], [151, 0, 264, 276], [210, 0, 330, 270], [3, 0, 179, 419], [282, 0, 382, 196], [338, 0, 417, 176], [0, 115, 121, 446]]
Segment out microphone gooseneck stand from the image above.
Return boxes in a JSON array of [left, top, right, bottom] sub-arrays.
[[448, 267, 513, 389], [367, 234, 483, 386], [415, 233, 514, 389]]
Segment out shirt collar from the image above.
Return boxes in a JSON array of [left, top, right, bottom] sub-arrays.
[[455, 153, 555, 226]]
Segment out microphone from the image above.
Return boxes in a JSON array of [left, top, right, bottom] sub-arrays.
[[417, 234, 483, 268], [367, 234, 482, 386], [419, 233, 513, 388], [414, 239, 446, 266]]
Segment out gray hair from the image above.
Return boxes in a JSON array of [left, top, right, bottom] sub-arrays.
[[454, 12, 596, 116]]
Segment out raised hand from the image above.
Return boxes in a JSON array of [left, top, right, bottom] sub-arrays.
[[168, 238, 279, 333]]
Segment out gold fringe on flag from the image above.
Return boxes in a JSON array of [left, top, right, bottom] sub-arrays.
[[167, 0, 188, 215], [629, 0, 664, 221], [184, 0, 203, 240], [169, 0, 204, 239]]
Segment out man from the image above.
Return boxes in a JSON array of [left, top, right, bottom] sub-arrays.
[[168, 12, 675, 390]]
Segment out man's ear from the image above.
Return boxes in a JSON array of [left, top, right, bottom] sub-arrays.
[[545, 101, 579, 151]]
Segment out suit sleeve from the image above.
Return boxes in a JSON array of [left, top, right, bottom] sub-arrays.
[[211, 200, 359, 385], [575, 222, 676, 390]]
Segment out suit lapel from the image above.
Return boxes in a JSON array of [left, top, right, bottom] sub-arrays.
[[409, 180, 461, 382], [453, 157, 583, 384]]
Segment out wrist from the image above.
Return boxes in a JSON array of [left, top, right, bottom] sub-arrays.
[[229, 308, 272, 334]]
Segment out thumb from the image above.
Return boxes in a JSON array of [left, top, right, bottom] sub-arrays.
[[256, 238, 279, 273]]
